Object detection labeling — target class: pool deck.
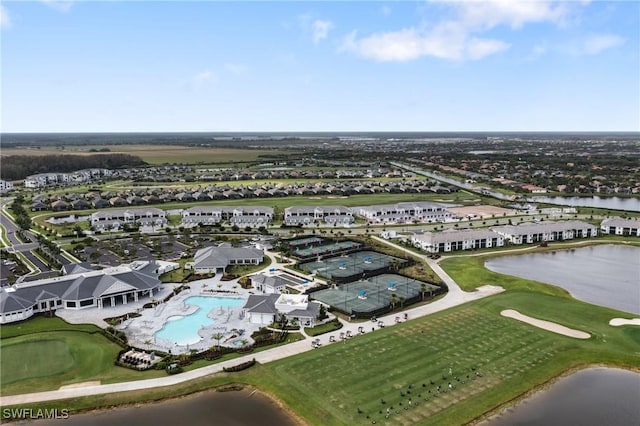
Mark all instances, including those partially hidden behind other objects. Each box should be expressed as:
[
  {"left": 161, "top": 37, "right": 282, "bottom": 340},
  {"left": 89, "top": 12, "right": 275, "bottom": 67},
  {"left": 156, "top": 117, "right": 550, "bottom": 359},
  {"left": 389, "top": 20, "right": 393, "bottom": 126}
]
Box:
[{"left": 120, "top": 276, "right": 262, "bottom": 354}]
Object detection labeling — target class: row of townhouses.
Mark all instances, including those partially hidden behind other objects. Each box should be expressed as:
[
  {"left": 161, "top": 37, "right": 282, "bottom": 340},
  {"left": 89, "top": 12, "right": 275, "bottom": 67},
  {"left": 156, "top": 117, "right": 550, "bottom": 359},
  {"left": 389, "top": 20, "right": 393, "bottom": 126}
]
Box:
[
  {"left": 24, "top": 169, "right": 112, "bottom": 188},
  {"left": 284, "top": 206, "right": 354, "bottom": 226},
  {"left": 410, "top": 220, "right": 600, "bottom": 253},
  {"left": 181, "top": 206, "right": 274, "bottom": 227},
  {"left": 600, "top": 218, "right": 640, "bottom": 237},
  {"left": 0, "top": 179, "right": 14, "bottom": 194},
  {"left": 355, "top": 202, "right": 453, "bottom": 224},
  {"left": 90, "top": 208, "right": 168, "bottom": 230}
]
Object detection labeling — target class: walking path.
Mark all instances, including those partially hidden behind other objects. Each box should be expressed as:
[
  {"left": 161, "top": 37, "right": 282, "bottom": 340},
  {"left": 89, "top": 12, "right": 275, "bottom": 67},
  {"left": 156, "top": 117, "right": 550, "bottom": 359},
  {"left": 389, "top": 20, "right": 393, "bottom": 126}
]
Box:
[{"left": 0, "top": 239, "right": 504, "bottom": 407}]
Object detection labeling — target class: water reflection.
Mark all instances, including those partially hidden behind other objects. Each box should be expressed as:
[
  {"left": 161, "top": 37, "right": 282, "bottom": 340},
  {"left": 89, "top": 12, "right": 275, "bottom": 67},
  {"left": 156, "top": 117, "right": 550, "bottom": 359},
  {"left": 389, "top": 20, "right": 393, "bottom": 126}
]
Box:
[{"left": 486, "top": 245, "right": 640, "bottom": 314}]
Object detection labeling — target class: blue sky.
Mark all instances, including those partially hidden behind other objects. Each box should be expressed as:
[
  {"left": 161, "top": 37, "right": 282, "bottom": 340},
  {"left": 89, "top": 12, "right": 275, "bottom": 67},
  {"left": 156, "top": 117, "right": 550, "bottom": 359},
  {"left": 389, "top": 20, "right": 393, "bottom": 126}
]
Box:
[{"left": 1, "top": 1, "right": 638, "bottom": 132}]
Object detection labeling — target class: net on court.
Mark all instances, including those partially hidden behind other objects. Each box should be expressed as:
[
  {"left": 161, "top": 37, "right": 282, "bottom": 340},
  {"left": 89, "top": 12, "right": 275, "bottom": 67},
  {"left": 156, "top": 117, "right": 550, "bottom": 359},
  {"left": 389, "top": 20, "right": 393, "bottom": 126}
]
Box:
[
  {"left": 311, "top": 273, "right": 439, "bottom": 314},
  {"left": 293, "top": 240, "right": 362, "bottom": 258},
  {"left": 288, "top": 236, "right": 325, "bottom": 248},
  {"left": 299, "top": 250, "right": 406, "bottom": 280}
]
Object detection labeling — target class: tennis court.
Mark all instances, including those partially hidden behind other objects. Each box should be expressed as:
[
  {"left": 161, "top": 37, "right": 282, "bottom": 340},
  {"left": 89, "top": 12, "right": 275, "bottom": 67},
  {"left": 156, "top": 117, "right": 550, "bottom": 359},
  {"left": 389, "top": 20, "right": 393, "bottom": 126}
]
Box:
[
  {"left": 299, "top": 250, "right": 407, "bottom": 281},
  {"left": 311, "top": 273, "right": 440, "bottom": 315},
  {"left": 293, "top": 240, "right": 362, "bottom": 258},
  {"left": 288, "top": 236, "right": 325, "bottom": 248}
]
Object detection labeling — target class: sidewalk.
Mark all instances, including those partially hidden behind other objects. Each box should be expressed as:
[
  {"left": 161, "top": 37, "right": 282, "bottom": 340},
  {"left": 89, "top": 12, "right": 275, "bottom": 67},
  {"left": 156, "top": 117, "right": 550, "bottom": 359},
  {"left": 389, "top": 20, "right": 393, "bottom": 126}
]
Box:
[{"left": 0, "top": 239, "right": 503, "bottom": 407}]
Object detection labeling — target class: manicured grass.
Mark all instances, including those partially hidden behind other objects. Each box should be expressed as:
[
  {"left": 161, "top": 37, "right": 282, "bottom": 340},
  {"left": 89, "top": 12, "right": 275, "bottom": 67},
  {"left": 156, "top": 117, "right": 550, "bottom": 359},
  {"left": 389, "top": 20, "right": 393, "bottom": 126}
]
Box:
[
  {"left": 0, "top": 317, "right": 165, "bottom": 396},
  {"left": 2, "top": 339, "right": 75, "bottom": 386},
  {"left": 240, "top": 291, "right": 639, "bottom": 425},
  {"left": 6, "top": 292, "right": 639, "bottom": 424},
  {"left": 439, "top": 240, "right": 640, "bottom": 294}
]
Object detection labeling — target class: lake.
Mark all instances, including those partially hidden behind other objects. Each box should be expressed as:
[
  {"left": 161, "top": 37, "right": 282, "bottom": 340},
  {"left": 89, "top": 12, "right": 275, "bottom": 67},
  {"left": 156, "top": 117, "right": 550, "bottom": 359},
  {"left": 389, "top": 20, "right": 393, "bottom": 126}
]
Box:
[
  {"left": 484, "top": 368, "right": 640, "bottom": 425},
  {"left": 485, "top": 245, "right": 640, "bottom": 314},
  {"left": 530, "top": 195, "right": 640, "bottom": 212},
  {"left": 17, "top": 388, "right": 300, "bottom": 426}
]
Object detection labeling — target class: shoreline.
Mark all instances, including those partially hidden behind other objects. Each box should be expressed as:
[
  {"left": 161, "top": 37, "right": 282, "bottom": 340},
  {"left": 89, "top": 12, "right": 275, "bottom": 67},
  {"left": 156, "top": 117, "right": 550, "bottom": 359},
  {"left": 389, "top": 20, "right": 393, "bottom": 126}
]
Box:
[
  {"left": 468, "top": 363, "right": 640, "bottom": 425},
  {"left": 3, "top": 383, "right": 307, "bottom": 426}
]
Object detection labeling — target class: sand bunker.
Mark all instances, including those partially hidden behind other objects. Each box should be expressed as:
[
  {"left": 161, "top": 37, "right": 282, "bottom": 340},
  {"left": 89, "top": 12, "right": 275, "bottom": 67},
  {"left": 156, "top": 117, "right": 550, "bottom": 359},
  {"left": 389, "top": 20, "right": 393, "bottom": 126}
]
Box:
[
  {"left": 501, "top": 309, "right": 591, "bottom": 339},
  {"left": 609, "top": 318, "right": 640, "bottom": 326}
]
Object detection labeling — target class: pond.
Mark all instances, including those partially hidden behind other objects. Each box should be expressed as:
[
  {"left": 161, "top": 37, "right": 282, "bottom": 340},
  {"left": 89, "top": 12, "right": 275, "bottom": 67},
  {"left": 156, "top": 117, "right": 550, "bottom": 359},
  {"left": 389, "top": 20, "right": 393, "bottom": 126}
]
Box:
[
  {"left": 530, "top": 195, "right": 640, "bottom": 212},
  {"left": 485, "top": 245, "right": 640, "bottom": 314},
  {"left": 17, "top": 387, "right": 299, "bottom": 426},
  {"left": 484, "top": 368, "right": 640, "bottom": 425}
]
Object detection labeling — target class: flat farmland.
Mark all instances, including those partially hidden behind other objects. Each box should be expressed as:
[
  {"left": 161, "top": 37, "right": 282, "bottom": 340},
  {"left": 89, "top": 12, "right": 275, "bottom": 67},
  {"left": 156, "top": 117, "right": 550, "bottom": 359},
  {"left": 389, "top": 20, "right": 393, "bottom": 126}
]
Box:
[{"left": 0, "top": 145, "right": 294, "bottom": 165}]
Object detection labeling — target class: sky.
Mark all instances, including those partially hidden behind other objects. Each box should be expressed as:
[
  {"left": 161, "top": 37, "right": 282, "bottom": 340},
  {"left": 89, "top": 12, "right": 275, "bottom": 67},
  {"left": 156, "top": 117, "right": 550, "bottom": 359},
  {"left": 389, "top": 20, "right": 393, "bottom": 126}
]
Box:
[{"left": 1, "top": 0, "right": 639, "bottom": 132}]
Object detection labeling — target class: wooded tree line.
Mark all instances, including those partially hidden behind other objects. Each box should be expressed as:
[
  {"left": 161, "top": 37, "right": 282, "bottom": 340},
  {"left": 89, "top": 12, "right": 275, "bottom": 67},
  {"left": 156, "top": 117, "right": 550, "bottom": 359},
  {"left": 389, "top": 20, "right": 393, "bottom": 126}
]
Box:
[{"left": 1, "top": 154, "right": 146, "bottom": 180}]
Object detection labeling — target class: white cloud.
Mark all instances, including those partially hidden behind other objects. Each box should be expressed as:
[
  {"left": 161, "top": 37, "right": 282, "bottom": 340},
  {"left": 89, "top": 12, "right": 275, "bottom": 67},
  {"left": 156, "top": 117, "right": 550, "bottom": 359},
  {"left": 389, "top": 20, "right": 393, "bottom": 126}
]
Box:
[
  {"left": 581, "top": 34, "right": 625, "bottom": 55},
  {"left": 0, "top": 5, "right": 11, "bottom": 29},
  {"left": 342, "top": 0, "right": 583, "bottom": 62},
  {"left": 312, "top": 19, "right": 333, "bottom": 44},
  {"left": 40, "top": 0, "right": 74, "bottom": 13}
]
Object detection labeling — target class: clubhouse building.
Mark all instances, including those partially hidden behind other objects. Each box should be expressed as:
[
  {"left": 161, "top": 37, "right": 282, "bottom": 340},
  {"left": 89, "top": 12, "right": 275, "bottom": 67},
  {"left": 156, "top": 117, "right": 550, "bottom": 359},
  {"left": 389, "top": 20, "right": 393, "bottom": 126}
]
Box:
[
  {"left": 411, "top": 228, "right": 505, "bottom": 253},
  {"left": 600, "top": 218, "right": 640, "bottom": 237},
  {"left": 0, "top": 261, "right": 162, "bottom": 324},
  {"left": 491, "top": 220, "right": 597, "bottom": 245},
  {"left": 284, "top": 205, "right": 354, "bottom": 227},
  {"left": 243, "top": 293, "right": 321, "bottom": 327},
  {"left": 188, "top": 244, "right": 264, "bottom": 274}
]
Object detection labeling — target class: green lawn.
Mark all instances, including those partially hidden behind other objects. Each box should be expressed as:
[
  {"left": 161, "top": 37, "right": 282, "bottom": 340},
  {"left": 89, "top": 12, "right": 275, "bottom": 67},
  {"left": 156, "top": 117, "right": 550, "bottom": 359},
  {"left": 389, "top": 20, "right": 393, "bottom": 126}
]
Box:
[
  {"left": 2, "top": 339, "right": 74, "bottom": 386},
  {"left": 439, "top": 240, "right": 640, "bottom": 294},
  {"left": 0, "top": 317, "right": 165, "bottom": 396},
  {"left": 240, "top": 291, "right": 639, "bottom": 425}
]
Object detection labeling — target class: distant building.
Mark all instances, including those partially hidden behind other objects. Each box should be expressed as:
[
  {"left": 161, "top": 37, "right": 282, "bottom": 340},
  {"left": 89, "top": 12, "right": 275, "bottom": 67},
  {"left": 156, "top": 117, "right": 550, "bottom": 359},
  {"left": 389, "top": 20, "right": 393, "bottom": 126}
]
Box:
[
  {"left": 284, "top": 206, "right": 354, "bottom": 226},
  {"left": 0, "top": 180, "right": 14, "bottom": 194},
  {"left": 24, "top": 173, "right": 70, "bottom": 189},
  {"left": 90, "top": 208, "right": 167, "bottom": 230},
  {"left": 600, "top": 218, "right": 640, "bottom": 237},
  {"left": 491, "top": 220, "right": 597, "bottom": 245},
  {"left": 354, "top": 202, "right": 451, "bottom": 224},
  {"left": 181, "top": 206, "right": 273, "bottom": 227},
  {"left": 189, "top": 245, "right": 264, "bottom": 274},
  {"left": 411, "top": 229, "right": 504, "bottom": 253},
  {"left": 0, "top": 261, "right": 161, "bottom": 324}
]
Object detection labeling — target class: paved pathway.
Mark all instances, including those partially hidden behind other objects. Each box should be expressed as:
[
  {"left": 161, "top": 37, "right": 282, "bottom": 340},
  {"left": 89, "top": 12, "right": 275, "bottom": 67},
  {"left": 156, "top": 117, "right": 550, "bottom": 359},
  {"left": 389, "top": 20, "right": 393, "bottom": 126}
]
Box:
[{"left": 0, "top": 240, "right": 503, "bottom": 407}]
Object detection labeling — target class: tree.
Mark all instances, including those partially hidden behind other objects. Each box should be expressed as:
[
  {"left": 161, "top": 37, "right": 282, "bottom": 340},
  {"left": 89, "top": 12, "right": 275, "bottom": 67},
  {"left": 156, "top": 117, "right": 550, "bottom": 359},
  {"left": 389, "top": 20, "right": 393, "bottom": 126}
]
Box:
[
  {"left": 212, "top": 332, "right": 224, "bottom": 348},
  {"left": 143, "top": 339, "right": 152, "bottom": 351},
  {"left": 390, "top": 293, "right": 399, "bottom": 311},
  {"left": 318, "top": 304, "right": 328, "bottom": 321},
  {"left": 420, "top": 283, "right": 427, "bottom": 301}
]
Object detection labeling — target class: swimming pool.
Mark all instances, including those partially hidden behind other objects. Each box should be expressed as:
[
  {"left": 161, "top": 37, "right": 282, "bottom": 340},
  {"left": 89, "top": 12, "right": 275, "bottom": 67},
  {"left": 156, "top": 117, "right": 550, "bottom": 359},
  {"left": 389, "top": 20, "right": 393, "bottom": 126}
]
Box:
[{"left": 154, "top": 296, "right": 244, "bottom": 346}]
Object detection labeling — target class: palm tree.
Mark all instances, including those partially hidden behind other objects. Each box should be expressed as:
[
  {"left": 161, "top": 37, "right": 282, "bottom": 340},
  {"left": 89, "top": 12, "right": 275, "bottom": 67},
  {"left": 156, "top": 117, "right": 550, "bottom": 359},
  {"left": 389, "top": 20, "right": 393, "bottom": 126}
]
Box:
[
  {"left": 420, "top": 283, "right": 427, "bottom": 301},
  {"left": 390, "top": 293, "right": 399, "bottom": 311},
  {"left": 143, "top": 339, "right": 152, "bottom": 351},
  {"left": 212, "top": 332, "right": 224, "bottom": 348}
]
